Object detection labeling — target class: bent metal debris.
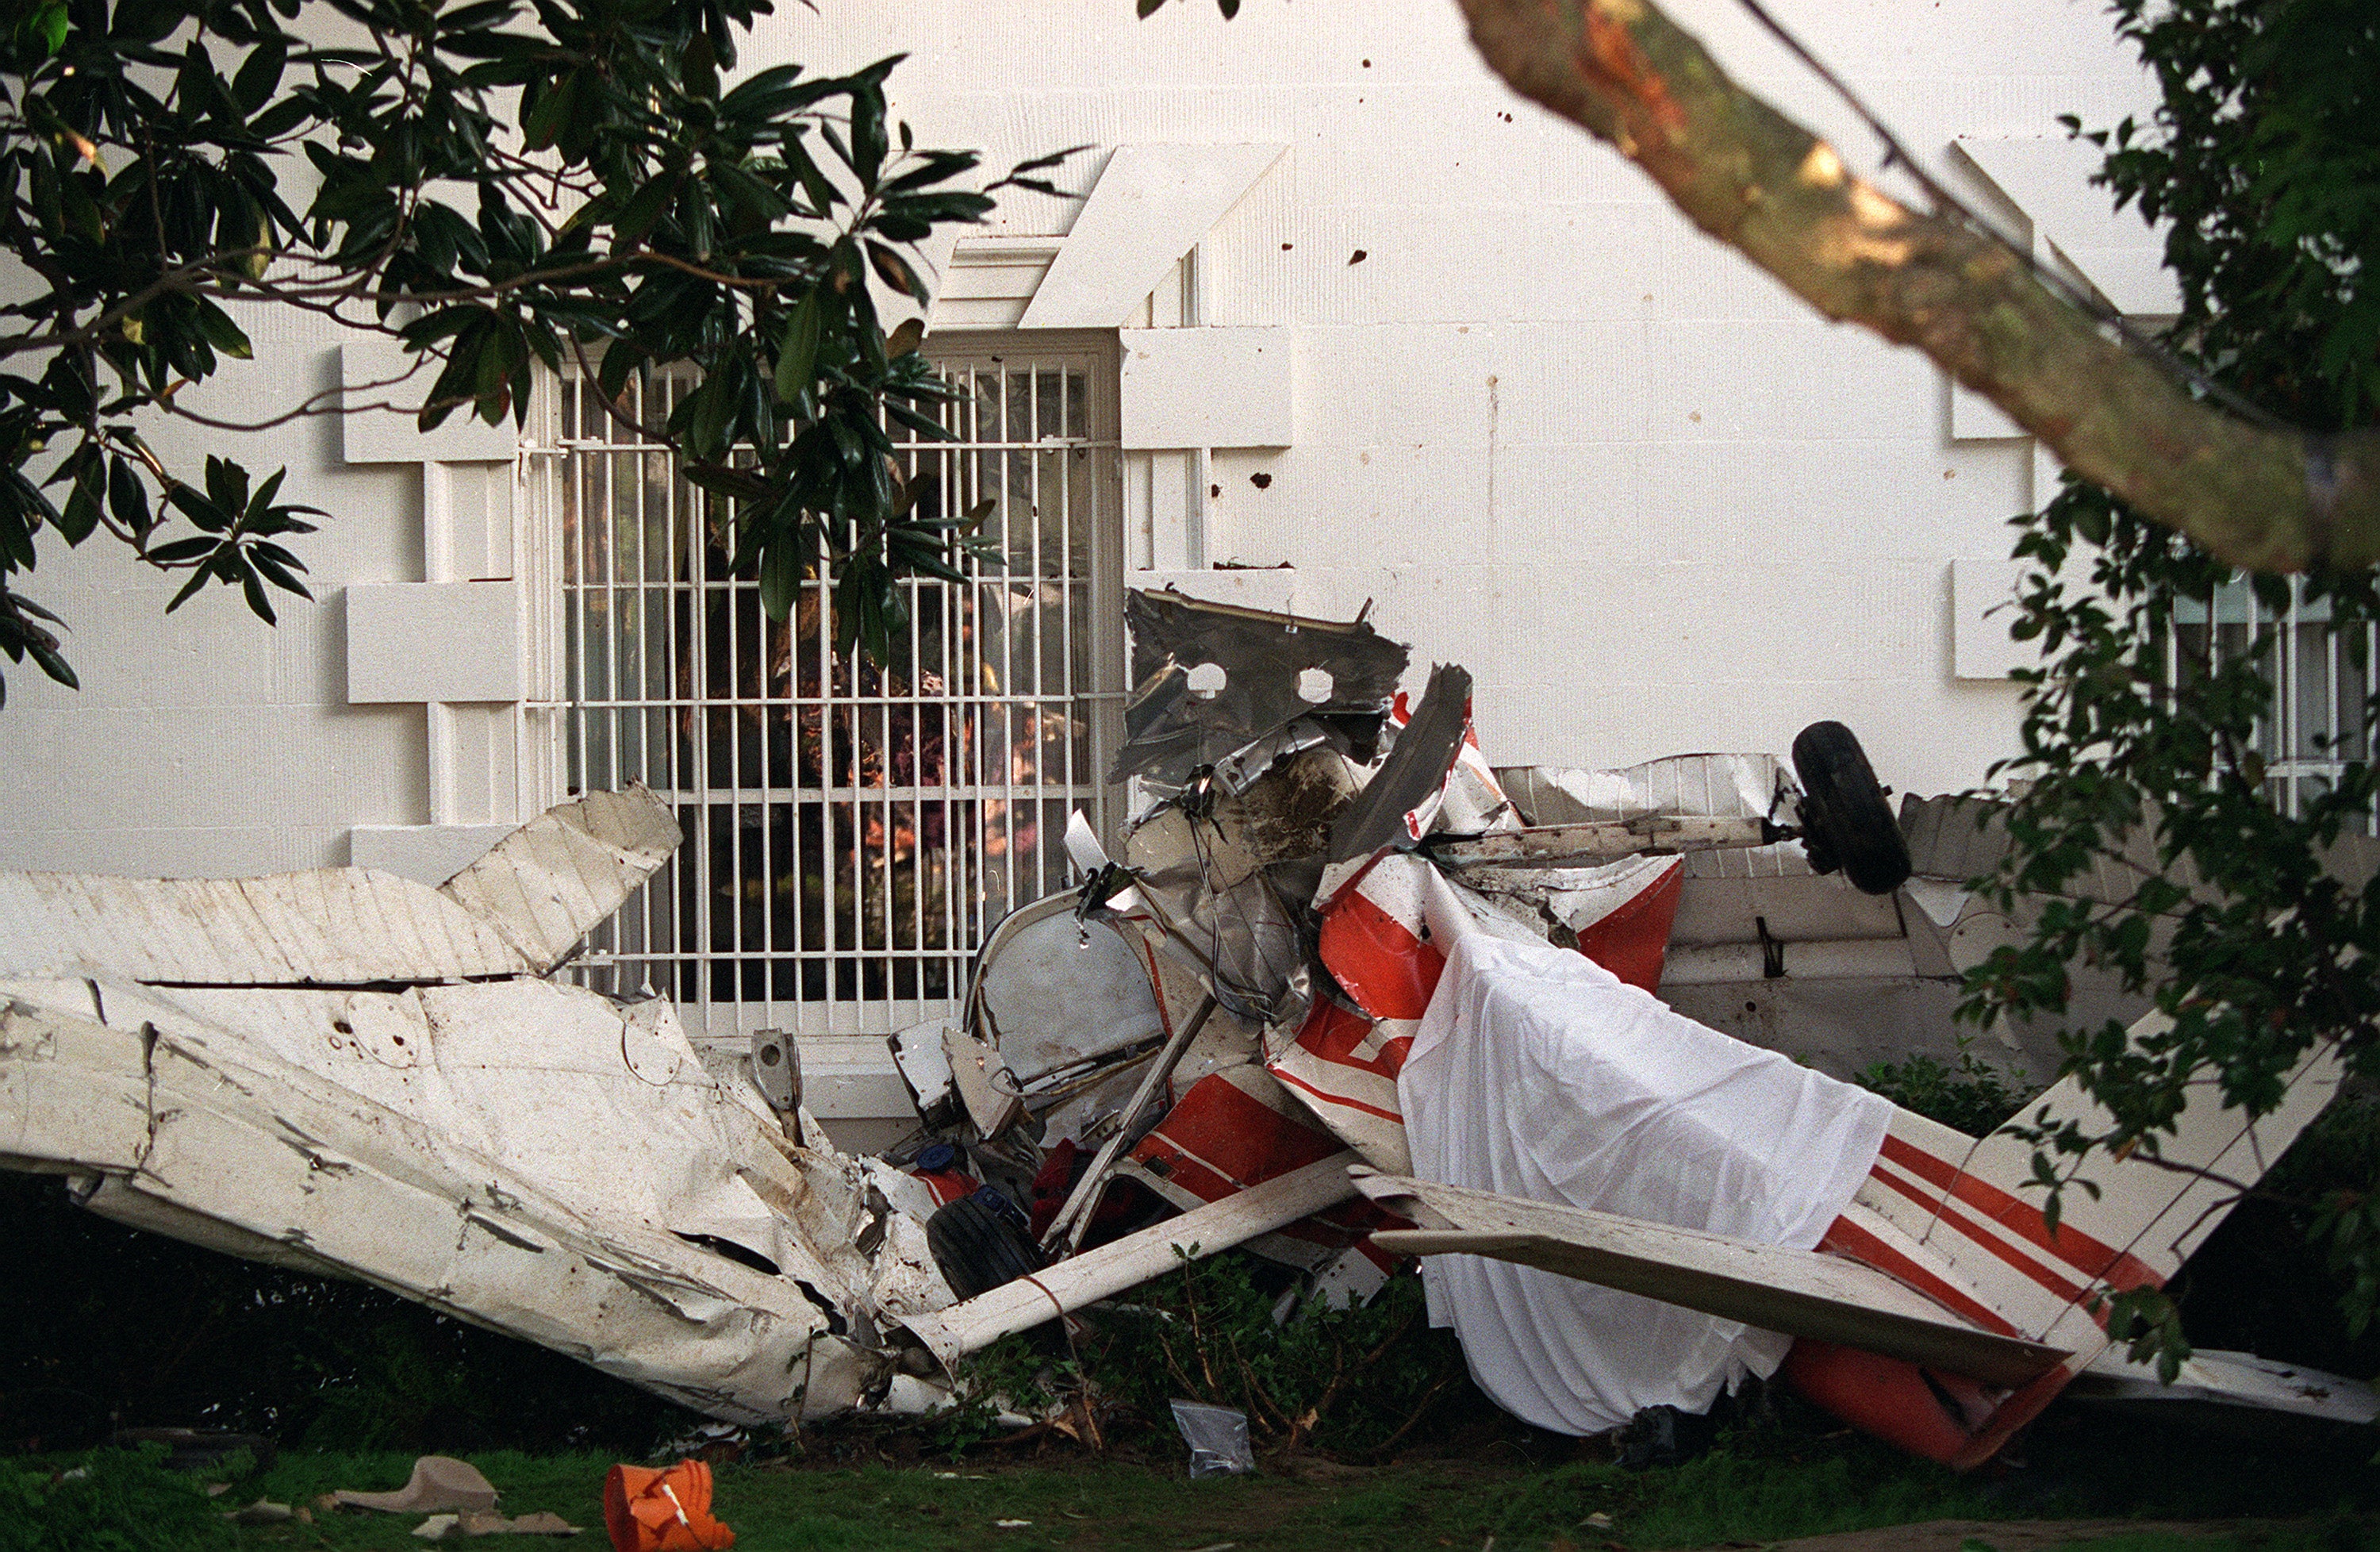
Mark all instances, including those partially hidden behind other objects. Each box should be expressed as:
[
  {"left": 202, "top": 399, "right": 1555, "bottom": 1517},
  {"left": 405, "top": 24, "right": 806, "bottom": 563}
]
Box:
[{"left": 2, "top": 590, "right": 2370, "bottom": 1462}]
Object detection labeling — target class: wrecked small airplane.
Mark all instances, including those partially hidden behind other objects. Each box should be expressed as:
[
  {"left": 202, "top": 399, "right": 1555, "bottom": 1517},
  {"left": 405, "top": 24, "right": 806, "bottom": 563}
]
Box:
[{"left": 2, "top": 587, "right": 2370, "bottom": 1465}]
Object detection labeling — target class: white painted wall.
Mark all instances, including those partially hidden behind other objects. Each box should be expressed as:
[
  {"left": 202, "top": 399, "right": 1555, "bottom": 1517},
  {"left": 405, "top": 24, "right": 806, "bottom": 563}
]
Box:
[
  {"left": 765, "top": 0, "right": 2163, "bottom": 797},
  {"left": 0, "top": 0, "right": 2163, "bottom": 882}
]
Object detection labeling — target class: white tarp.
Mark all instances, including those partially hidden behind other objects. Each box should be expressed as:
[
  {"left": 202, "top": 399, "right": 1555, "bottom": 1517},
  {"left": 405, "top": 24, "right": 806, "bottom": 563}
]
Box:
[{"left": 1397, "top": 934, "right": 1891, "bottom": 1435}]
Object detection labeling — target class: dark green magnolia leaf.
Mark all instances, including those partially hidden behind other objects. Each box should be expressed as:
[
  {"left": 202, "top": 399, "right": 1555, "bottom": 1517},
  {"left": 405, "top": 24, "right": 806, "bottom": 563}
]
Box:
[
  {"left": 27, "top": 636, "right": 77, "bottom": 690},
  {"left": 232, "top": 36, "right": 287, "bottom": 111},
  {"left": 520, "top": 68, "right": 580, "bottom": 152},
  {"left": 163, "top": 558, "right": 221, "bottom": 613},
  {"left": 774, "top": 292, "right": 822, "bottom": 402},
  {"left": 190, "top": 300, "right": 255, "bottom": 362},
  {"left": 757, "top": 536, "right": 800, "bottom": 620},
  {"left": 1, "top": 13, "right": 1035, "bottom": 702},
  {"left": 240, "top": 563, "right": 275, "bottom": 624},
  {"left": 144, "top": 536, "right": 221, "bottom": 564},
  {"left": 165, "top": 485, "right": 232, "bottom": 535},
  {"left": 0, "top": 506, "right": 33, "bottom": 570},
  {"left": 57, "top": 482, "right": 99, "bottom": 546}
]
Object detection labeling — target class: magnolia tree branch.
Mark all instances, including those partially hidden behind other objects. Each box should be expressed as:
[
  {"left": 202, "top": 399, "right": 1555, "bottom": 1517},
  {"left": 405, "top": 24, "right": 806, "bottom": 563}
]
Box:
[{"left": 1454, "top": 0, "right": 2380, "bottom": 572}]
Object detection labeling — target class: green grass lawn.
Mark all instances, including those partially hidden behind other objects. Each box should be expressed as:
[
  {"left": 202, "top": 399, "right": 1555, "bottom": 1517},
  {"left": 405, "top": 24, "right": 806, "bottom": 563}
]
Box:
[
  {"left": 18, "top": 1390, "right": 2380, "bottom": 1552},
  {"left": 13, "top": 1400, "right": 2376, "bottom": 1552}
]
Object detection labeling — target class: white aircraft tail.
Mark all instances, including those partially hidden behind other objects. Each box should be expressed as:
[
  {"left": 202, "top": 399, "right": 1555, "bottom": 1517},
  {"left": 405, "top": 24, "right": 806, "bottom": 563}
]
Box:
[{"left": 1841, "top": 1013, "right": 2344, "bottom": 1350}]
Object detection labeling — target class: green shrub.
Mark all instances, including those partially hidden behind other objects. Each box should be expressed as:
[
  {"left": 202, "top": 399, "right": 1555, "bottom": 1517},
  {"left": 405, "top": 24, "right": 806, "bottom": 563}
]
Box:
[
  {"left": 943, "top": 1250, "right": 1477, "bottom": 1458},
  {"left": 0, "top": 1446, "right": 233, "bottom": 1552},
  {"left": 1856, "top": 1036, "right": 2035, "bottom": 1136}
]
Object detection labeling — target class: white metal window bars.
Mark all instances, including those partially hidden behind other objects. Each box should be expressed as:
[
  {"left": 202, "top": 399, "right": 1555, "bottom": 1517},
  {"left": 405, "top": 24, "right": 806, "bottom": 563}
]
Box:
[
  {"left": 2171, "top": 577, "right": 2377, "bottom": 828},
  {"left": 535, "top": 340, "right": 1125, "bottom": 1040}
]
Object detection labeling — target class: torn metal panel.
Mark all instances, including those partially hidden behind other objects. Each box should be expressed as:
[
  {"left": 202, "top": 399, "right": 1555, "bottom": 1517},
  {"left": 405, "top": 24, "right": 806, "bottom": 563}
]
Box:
[
  {"left": 888, "top": 1018, "right": 958, "bottom": 1124},
  {"left": 1127, "top": 748, "right": 1359, "bottom": 897},
  {"left": 0, "top": 995, "right": 152, "bottom": 1174},
  {"left": 973, "top": 895, "right": 1169, "bottom": 1088},
  {"left": 1041, "top": 995, "right": 1216, "bottom": 1252},
  {"left": 0, "top": 787, "right": 676, "bottom": 990},
  {"left": 78, "top": 1174, "right": 342, "bottom": 1275},
  {"left": 437, "top": 785, "right": 681, "bottom": 973},
  {"left": 1113, "top": 590, "right": 1407, "bottom": 785},
  {"left": 1324, "top": 664, "right": 1475, "bottom": 866},
  {"left": 944, "top": 1025, "right": 1026, "bottom": 1138},
  {"left": 1501, "top": 753, "right": 1791, "bottom": 830},
  {"left": 2069, "top": 1348, "right": 2380, "bottom": 1426},
  {"left": 0, "top": 869, "right": 532, "bottom": 985},
  {"left": 1123, "top": 806, "right": 1310, "bottom": 1024},
  {"left": 1430, "top": 816, "right": 1778, "bottom": 869},
  {"left": 1119, "top": 1064, "right": 1402, "bottom": 1276},
  {"left": 1501, "top": 752, "right": 1817, "bottom": 888}
]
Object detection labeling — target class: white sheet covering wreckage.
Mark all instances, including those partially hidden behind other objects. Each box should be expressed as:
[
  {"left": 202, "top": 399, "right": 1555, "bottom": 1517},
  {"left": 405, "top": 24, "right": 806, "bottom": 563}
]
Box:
[
  {"left": 1399, "top": 934, "right": 1889, "bottom": 1434},
  {"left": 4, "top": 590, "right": 2372, "bottom": 1457}
]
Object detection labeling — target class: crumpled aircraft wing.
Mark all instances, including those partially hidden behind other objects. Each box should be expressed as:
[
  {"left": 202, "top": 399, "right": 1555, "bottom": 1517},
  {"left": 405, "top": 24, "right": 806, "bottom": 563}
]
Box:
[
  {"left": 0, "top": 866, "right": 535, "bottom": 985},
  {"left": 0, "top": 787, "right": 679, "bottom": 987},
  {"left": 1353, "top": 1170, "right": 2069, "bottom": 1389},
  {"left": 439, "top": 785, "right": 681, "bottom": 973}
]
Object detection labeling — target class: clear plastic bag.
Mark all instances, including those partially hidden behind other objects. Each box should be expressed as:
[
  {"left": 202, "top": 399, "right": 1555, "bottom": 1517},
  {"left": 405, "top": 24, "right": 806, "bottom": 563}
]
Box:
[{"left": 1168, "top": 1400, "right": 1254, "bottom": 1478}]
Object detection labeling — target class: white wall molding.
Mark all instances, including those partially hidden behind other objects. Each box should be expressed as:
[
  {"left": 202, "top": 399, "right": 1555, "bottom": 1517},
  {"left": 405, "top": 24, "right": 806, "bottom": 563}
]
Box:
[
  {"left": 1119, "top": 327, "right": 1292, "bottom": 449},
  {"left": 350, "top": 822, "right": 514, "bottom": 885},
  {"left": 1017, "top": 144, "right": 1286, "bottom": 330},
  {"left": 1949, "top": 138, "right": 2178, "bottom": 319},
  {"left": 346, "top": 581, "right": 523, "bottom": 704},
  {"left": 338, "top": 340, "right": 519, "bottom": 465}
]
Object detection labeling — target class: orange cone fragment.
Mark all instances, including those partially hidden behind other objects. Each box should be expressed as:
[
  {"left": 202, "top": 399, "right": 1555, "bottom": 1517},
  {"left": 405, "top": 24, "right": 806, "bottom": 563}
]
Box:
[{"left": 602, "top": 1461, "right": 735, "bottom": 1552}]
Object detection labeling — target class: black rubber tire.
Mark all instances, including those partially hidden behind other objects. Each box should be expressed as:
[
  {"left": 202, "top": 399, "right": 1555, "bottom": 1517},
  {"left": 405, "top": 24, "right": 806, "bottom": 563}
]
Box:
[
  {"left": 1791, "top": 720, "right": 1913, "bottom": 897},
  {"left": 927, "top": 1190, "right": 1046, "bottom": 1301}
]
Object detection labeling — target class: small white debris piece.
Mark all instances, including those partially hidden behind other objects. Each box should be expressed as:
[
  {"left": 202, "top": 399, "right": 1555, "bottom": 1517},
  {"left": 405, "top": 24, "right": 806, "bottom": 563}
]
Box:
[
  {"left": 439, "top": 784, "right": 680, "bottom": 972},
  {"left": 335, "top": 1456, "right": 501, "bottom": 1516},
  {"left": 224, "top": 1499, "right": 293, "bottom": 1524},
  {"left": 994, "top": 1519, "right": 1033, "bottom": 1529}
]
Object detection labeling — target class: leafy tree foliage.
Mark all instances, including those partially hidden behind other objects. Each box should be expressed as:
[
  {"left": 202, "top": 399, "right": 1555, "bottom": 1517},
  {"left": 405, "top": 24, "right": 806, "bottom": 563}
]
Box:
[
  {"left": 0, "top": 0, "right": 1055, "bottom": 702},
  {"left": 1976, "top": 0, "right": 2380, "bottom": 1363}
]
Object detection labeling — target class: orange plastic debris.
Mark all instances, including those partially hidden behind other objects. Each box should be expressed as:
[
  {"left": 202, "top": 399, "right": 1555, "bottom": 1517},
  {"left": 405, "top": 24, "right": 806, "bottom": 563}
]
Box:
[{"left": 601, "top": 1461, "right": 735, "bottom": 1552}]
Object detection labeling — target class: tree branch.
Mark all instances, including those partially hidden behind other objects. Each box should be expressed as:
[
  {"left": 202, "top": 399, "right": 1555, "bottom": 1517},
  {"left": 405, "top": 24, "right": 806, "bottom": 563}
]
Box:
[{"left": 1454, "top": 0, "right": 2380, "bottom": 571}]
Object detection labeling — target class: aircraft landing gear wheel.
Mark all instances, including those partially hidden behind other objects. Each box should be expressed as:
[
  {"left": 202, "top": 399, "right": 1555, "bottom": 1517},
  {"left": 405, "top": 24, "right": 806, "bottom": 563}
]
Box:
[
  {"left": 1791, "top": 721, "right": 1913, "bottom": 897},
  {"left": 927, "top": 1189, "right": 1046, "bottom": 1301}
]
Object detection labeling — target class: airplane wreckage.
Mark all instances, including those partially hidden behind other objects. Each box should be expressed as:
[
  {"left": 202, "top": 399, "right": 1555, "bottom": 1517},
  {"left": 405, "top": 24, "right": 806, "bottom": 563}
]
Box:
[{"left": 2, "top": 589, "right": 2373, "bottom": 1469}]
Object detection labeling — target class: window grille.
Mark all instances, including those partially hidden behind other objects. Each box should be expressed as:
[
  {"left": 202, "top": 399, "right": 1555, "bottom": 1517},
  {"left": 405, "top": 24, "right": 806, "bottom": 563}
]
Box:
[
  {"left": 2171, "top": 577, "right": 2376, "bottom": 827},
  {"left": 538, "top": 339, "right": 1124, "bottom": 1039}
]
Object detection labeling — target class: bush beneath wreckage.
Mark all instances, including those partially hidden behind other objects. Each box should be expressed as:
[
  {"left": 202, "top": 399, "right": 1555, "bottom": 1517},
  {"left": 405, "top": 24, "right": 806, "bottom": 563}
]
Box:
[{"left": 942, "top": 1255, "right": 1472, "bottom": 1458}]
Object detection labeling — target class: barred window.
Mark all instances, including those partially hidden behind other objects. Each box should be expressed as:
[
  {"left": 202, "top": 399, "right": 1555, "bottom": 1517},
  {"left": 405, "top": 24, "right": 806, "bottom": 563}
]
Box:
[
  {"left": 536, "top": 338, "right": 1125, "bottom": 1039},
  {"left": 2172, "top": 577, "right": 2375, "bottom": 827}
]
